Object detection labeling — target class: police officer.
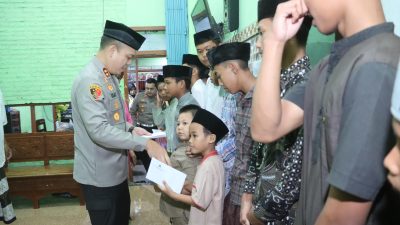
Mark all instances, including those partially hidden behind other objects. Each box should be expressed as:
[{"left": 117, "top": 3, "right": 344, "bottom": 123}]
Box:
[{"left": 71, "top": 20, "right": 170, "bottom": 225}]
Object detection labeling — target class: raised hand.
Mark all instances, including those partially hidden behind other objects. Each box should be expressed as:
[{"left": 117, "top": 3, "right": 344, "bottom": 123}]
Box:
[{"left": 264, "top": 0, "right": 308, "bottom": 44}]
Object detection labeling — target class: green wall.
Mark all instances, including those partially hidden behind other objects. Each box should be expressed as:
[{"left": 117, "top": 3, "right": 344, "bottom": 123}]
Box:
[
  {"left": 0, "top": 0, "right": 166, "bottom": 132},
  {"left": 1, "top": 0, "right": 399, "bottom": 132},
  {"left": 187, "top": 0, "right": 334, "bottom": 66}
]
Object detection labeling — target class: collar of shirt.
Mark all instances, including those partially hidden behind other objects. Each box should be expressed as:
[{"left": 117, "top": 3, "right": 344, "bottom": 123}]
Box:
[
  {"left": 200, "top": 150, "right": 218, "bottom": 164},
  {"left": 178, "top": 92, "right": 192, "bottom": 105},
  {"left": 92, "top": 57, "right": 106, "bottom": 77},
  {"left": 328, "top": 22, "right": 394, "bottom": 73}
]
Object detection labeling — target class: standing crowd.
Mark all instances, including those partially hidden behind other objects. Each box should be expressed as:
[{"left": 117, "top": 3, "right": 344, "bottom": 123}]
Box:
[{"left": 67, "top": 0, "right": 400, "bottom": 225}]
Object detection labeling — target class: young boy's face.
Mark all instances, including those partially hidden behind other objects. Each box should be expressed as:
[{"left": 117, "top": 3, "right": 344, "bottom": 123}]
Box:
[
  {"left": 176, "top": 112, "right": 193, "bottom": 142},
  {"left": 214, "top": 62, "right": 240, "bottom": 94},
  {"left": 189, "top": 122, "right": 214, "bottom": 156},
  {"left": 196, "top": 40, "right": 218, "bottom": 68},
  {"left": 384, "top": 119, "right": 400, "bottom": 191},
  {"left": 164, "top": 77, "right": 179, "bottom": 98}
]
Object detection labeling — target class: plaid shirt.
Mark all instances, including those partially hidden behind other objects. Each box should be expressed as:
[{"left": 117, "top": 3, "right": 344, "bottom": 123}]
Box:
[
  {"left": 229, "top": 88, "right": 255, "bottom": 205},
  {"left": 216, "top": 93, "right": 238, "bottom": 195}
]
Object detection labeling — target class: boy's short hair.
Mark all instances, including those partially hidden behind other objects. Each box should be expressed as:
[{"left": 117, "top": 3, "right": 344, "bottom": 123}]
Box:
[
  {"left": 182, "top": 54, "right": 209, "bottom": 79},
  {"left": 258, "top": 0, "right": 311, "bottom": 47},
  {"left": 146, "top": 78, "right": 157, "bottom": 85},
  {"left": 192, "top": 108, "right": 228, "bottom": 142},
  {"left": 174, "top": 77, "right": 191, "bottom": 91},
  {"left": 156, "top": 75, "right": 164, "bottom": 89},
  {"left": 179, "top": 104, "right": 201, "bottom": 117}
]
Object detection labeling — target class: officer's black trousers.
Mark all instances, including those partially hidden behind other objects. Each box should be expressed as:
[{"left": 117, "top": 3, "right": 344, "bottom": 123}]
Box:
[{"left": 81, "top": 180, "right": 130, "bottom": 225}]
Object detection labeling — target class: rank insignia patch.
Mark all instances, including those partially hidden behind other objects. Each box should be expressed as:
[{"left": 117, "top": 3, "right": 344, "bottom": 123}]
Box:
[
  {"left": 107, "top": 85, "right": 114, "bottom": 91},
  {"left": 113, "top": 112, "right": 120, "bottom": 122},
  {"left": 90, "top": 84, "right": 103, "bottom": 101},
  {"left": 114, "top": 100, "right": 119, "bottom": 109},
  {"left": 103, "top": 68, "right": 111, "bottom": 77}
]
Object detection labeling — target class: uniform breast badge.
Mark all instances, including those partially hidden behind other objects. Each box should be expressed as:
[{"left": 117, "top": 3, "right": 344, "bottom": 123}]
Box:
[
  {"left": 114, "top": 100, "right": 119, "bottom": 109},
  {"left": 103, "top": 68, "right": 111, "bottom": 77},
  {"left": 113, "top": 112, "right": 120, "bottom": 122},
  {"left": 90, "top": 84, "right": 103, "bottom": 101},
  {"left": 107, "top": 85, "right": 114, "bottom": 91}
]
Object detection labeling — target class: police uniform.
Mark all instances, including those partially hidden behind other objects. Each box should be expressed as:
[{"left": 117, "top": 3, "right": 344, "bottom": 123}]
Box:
[{"left": 71, "top": 20, "right": 147, "bottom": 225}]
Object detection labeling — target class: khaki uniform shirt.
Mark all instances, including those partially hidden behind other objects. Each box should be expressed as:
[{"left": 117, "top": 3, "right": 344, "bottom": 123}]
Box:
[
  {"left": 189, "top": 151, "right": 224, "bottom": 225},
  {"left": 130, "top": 92, "right": 156, "bottom": 126},
  {"left": 71, "top": 57, "right": 148, "bottom": 187},
  {"left": 160, "top": 143, "right": 201, "bottom": 218}
]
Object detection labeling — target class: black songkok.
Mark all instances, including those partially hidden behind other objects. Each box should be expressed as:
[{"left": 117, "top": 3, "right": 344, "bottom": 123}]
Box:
[
  {"left": 258, "top": 0, "right": 286, "bottom": 22},
  {"left": 103, "top": 20, "right": 146, "bottom": 50},
  {"left": 182, "top": 54, "right": 202, "bottom": 67},
  {"left": 207, "top": 42, "right": 250, "bottom": 69},
  {"left": 156, "top": 75, "right": 164, "bottom": 84},
  {"left": 162, "top": 65, "right": 192, "bottom": 78},
  {"left": 192, "top": 108, "right": 228, "bottom": 142},
  {"left": 194, "top": 29, "right": 220, "bottom": 46}
]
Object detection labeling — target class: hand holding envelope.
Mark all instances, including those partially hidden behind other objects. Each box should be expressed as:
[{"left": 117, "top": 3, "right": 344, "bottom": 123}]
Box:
[{"left": 145, "top": 158, "right": 186, "bottom": 194}]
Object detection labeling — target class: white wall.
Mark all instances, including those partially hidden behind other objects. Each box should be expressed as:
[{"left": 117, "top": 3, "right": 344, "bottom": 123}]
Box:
[{"left": 383, "top": 0, "right": 400, "bottom": 35}]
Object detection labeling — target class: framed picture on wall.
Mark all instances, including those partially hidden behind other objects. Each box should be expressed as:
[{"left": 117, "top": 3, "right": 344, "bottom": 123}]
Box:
[{"left": 245, "top": 34, "right": 261, "bottom": 76}]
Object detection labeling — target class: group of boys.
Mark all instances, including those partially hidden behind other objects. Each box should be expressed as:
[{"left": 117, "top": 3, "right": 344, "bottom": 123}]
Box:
[{"left": 72, "top": 0, "right": 400, "bottom": 225}]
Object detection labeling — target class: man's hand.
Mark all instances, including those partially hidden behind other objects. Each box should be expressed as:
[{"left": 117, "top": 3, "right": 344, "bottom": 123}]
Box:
[
  {"left": 146, "top": 140, "right": 171, "bottom": 165},
  {"left": 133, "top": 127, "right": 151, "bottom": 136},
  {"left": 263, "top": 0, "right": 308, "bottom": 45},
  {"left": 156, "top": 91, "right": 163, "bottom": 108},
  {"left": 240, "top": 193, "right": 253, "bottom": 225}
]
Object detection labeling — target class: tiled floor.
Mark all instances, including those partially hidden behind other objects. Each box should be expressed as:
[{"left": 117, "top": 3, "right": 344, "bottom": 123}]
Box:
[{"left": 12, "top": 185, "right": 170, "bottom": 225}]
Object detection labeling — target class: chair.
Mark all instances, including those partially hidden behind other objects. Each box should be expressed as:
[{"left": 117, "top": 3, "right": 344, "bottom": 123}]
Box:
[{"left": 36, "top": 119, "right": 47, "bottom": 132}]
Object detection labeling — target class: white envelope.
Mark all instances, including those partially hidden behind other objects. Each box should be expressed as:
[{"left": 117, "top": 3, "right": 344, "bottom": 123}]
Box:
[
  {"left": 146, "top": 158, "right": 187, "bottom": 194},
  {"left": 142, "top": 129, "right": 166, "bottom": 139}
]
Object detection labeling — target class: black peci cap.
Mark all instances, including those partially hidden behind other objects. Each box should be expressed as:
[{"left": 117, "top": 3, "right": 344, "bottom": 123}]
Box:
[
  {"left": 194, "top": 29, "right": 221, "bottom": 46},
  {"left": 258, "top": 0, "right": 286, "bottom": 22},
  {"left": 156, "top": 75, "right": 164, "bottom": 84},
  {"left": 182, "top": 54, "right": 203, "bottom": 67},
  {"left": 207, "top": 42, "right": 250, "bottom": 69},
  {"left": 162, "top": 65, "right": 192, "bottom": 78},
  {"left": 103, "top": 20, "right": 146, "bottom": 50},
  {"left": 192, "top": 108, "right": 229, "bottom": 143}
]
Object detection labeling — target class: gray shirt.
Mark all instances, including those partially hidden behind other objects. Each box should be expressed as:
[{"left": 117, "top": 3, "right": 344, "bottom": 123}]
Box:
[
  {"left": 285, "top": 23, "right": 400, "bottom": 225},
  {"left": 71, "top": 57, "right": 148, "bottom": 187}
]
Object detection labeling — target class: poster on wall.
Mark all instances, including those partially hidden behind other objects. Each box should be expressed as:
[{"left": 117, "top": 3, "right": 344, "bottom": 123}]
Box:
[{"left": 246, "top": 35, "right": 261, "bottom": 77}]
